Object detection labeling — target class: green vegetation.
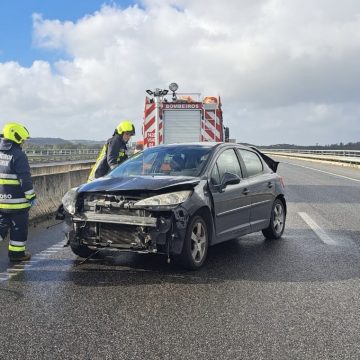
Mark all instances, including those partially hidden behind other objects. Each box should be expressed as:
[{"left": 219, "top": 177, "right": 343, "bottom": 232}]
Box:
[{"left": 23, "top": 138, "right": 104, "bottom": 150}]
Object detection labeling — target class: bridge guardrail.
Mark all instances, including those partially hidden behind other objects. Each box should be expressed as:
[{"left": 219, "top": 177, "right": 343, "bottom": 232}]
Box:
[
  {"left": 25, "top": 149, "right": 99, "bottom": 163},
  {"left": 261, "top": 149, "right": 360, "bottom": 165},
  {"left": 260, "top": 149, "right": 360, "bottom": 157},
  {"left": 23, "top": 147, "right": 360, "bottom": 165}
]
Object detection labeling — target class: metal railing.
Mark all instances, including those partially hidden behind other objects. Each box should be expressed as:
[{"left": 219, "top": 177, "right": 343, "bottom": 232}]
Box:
[
  {"left": 23, "top": 147, "right": 360, "bottom": 164},
  {"left": 260, "top": 149, "right": 360, "bottom": 157},
  {"left": 25, "top": 149, "right": 100, "bottom": 163},
  {"left": 261, "top": 148, "right": 360, "bottom": 165}
]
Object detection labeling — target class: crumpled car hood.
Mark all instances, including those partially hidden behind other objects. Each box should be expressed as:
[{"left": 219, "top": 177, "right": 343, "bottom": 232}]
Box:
[{"left": 78, "top": 175, "right": 200, "bottom": 193}]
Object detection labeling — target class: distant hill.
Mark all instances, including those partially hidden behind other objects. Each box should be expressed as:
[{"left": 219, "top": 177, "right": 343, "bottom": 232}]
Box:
[
  {"left": 257, "top": 142, "right": 360, "bottom": 150},
  {"left": 27, "top": 137, "right": 105, "bottom": 146},
  {"left": 28, "top": 137, "right": 72, "bottom": 145},
  {"left": 69, "top": 139, "right": 105, "bottom": 146},
  {"left": 25, "top": 137, "right": 105, "bottom": 149}
]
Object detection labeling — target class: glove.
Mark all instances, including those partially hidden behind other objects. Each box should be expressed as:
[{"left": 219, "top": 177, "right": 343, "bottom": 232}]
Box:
[{"left": 30, "top": 199, "right": 39, "bottom": 207}]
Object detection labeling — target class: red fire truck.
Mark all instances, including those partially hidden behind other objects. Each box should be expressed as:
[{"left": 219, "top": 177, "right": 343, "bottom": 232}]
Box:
[{"left": 143, "top": 83, "right": 229, "bottom": 148}]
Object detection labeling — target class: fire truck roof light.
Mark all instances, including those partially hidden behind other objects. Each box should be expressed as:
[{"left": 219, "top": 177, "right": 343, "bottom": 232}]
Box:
[{"left": 169, "top": 82, "right": 178, "bottom": 92}]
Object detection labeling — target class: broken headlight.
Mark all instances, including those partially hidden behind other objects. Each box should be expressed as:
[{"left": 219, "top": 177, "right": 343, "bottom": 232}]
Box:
[
  {"left": 62, "top": 188, "right": 78, "bottom": 215},
  {"left": 134, "top": 190, "right": 192, "bottom": 207}
]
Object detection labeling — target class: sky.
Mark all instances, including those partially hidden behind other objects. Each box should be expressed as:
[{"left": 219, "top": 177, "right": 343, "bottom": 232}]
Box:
[{"left": 0, "top": 0, "right": 360, "bottom": 146}]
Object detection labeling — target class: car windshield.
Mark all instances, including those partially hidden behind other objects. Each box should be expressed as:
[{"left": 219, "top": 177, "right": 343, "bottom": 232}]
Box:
[{"left": 110, "top": 145, "right": 213, "bottom": 178}]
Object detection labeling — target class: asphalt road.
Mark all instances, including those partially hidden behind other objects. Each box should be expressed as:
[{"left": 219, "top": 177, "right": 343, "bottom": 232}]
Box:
[{"left": 0, "top": 158, "right": 359, "bottom": 360}]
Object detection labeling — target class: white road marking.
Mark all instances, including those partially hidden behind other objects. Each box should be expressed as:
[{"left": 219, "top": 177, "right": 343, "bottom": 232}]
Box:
[
  {"left": 0, "top": 241, "right": 66, "bottom": 281},
  {"left": 2, "top": 272, "right": 15, "bottom": 278},
  {"left": 7, "top": 268, "right": 25, "bottom": 272},
  {"left": 284, "top": 162, "right": 360, "bottom": 183},
  {"left": 298, "top": 212, "right": 338, "bottom": 245}
]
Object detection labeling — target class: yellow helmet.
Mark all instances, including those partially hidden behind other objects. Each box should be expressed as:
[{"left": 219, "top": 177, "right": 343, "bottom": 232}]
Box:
[
  {"left": 2, "top": 123, "right": 30, "bottom": 144},
  {"left": 116, "top": 120, "right": 135, "bottom": 136}
]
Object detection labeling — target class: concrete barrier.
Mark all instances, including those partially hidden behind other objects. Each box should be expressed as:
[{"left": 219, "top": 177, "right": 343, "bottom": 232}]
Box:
[{"left": 29, "top": 160, "right": 94, "bottom": 222}]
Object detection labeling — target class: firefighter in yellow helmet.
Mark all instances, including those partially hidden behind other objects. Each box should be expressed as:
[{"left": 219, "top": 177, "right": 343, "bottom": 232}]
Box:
[
  {"left": 88, "top": 120, "right": 135, "bottom": 181},
  {"left": 0, "top": 123, "right": 37, "bottom": 262}
]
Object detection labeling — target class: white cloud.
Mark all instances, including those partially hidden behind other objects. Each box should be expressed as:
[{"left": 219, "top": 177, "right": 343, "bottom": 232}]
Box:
[{"left": 0, "top": 0, "right": 360, "bottom": 145}]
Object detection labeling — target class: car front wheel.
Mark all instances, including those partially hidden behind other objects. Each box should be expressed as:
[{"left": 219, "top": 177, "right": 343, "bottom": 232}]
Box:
[
  {"left": 262, "top": 198, "right": 286, "bottom": 239},
  {"left": 68, "top": 231, "right": 99, "bottom": 259},
  {"left": 177, "top": 215, "right": 209, "bottom": 270}
]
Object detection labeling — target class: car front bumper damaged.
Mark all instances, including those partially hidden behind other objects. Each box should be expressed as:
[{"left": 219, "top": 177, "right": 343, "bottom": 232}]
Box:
[{"left": 69, "top": 207, "right": 188, "bottom": 255}]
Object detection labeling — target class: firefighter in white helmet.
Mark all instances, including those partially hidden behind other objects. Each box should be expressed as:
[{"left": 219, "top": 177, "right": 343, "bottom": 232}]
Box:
[
  {"left": 0, "top": 123, "right": 37, "bottom": 262},
  {"left": 88, "top": 120, "right": 135, "bottom": 181}
]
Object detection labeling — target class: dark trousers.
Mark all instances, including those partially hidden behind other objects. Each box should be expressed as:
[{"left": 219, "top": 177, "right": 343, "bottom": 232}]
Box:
[{"left": 0, "top": 210, "right": 29, "bottom": 257}]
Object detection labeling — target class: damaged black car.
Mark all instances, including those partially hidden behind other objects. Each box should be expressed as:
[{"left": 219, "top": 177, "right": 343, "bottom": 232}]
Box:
[{"left": 60, "top": 142, "right": 286, "bottom": 270}]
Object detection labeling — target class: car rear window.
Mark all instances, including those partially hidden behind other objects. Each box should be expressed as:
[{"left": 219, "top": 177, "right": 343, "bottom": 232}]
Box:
[{"left": 238, "top": 149, "right": 263, "bottom": 177}]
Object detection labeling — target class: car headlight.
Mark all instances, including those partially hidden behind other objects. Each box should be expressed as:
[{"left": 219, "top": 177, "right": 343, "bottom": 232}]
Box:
[
  {"left": 62, "top": 188, "right": 78, "bottom": 215},
  {"left": 134, "top": 190, "right": 192, "bottom": 207}
]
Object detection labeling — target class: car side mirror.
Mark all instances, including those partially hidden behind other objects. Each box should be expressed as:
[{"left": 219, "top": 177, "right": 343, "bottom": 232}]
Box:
[{"left": 220, "top": 172, "right": 241, "bottom": 191}]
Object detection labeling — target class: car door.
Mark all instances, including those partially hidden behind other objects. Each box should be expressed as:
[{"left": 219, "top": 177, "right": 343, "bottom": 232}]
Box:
[
  {"left": 237, "top": 148, "right": 275, "bottom": 232},
  {"left": 209, "top": 148, "right": 251, "bottom": 243}
]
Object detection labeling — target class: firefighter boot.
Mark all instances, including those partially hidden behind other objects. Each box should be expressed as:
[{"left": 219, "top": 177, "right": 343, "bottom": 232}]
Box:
[{"left": 9, "top": 252, "right": 32, "bottom": 262}]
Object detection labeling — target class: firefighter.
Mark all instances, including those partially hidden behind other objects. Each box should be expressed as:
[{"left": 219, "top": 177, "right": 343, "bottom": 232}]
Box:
[
  {"left": 88, "top": 120, "right": 135, "bottom": 181},
  {"left": 0, "top": 123, "right": 36, "bottom": 262}
]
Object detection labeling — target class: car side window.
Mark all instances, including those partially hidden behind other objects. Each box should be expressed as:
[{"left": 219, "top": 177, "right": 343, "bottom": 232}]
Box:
[
  {"left": 238, "top": 149, "right": 263, "bottom": 177},
  {"left": 211, "top": 149, "right": 242, "bottom": 185}
]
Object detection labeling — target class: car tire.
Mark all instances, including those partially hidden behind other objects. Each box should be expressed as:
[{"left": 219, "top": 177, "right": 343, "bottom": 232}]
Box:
[
  {"left": 69, "top": 231, "right": 99, "bottom": 259},
  {"left": 262, "top": 198, "right": 286, "bottom": 239},
  {"left": 176, "top": 215, "right": 209, "bottom": 270}
]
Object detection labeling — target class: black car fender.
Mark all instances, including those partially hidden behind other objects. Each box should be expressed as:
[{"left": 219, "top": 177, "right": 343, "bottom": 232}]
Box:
[{"left": 178, "top": 183, "right": 216, "bottom": 246}]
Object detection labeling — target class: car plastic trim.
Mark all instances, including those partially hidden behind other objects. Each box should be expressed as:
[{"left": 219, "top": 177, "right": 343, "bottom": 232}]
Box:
[{"left": 73, "top": 212, "right": 157, "bottom": 227}]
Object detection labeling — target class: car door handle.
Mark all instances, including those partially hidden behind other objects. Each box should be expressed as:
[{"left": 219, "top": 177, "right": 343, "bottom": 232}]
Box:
[
  {"left": 267, "top": 182, "right": 273, "bottom": 188},
  {"left": 243, "top": 188, "right": 250, "bottom": 195}
]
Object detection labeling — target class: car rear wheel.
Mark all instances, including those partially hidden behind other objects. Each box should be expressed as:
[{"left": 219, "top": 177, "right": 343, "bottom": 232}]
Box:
[
  {"left": 262, "top": 198, "right": 285, "bottom": 239},
  {"left": 177, "top": 215, "right": 209, "bottom": 270}
]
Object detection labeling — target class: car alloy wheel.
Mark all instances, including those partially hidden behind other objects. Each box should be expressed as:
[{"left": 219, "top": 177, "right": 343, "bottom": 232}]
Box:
[
  {"left": 190, "top": 221, "right": 207, "bottom": 264},
  {"left": 262, "top": 198, "right": 286, "bottom": 239},
  {"left": 273, "top": 202, "right": 285, "bottom": 235},
  {"left": 177, "top": 214, "right": 209, "bottom": 270}
]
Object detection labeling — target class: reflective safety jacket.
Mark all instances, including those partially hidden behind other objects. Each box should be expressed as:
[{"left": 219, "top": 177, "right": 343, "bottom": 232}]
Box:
[
  {"left": 0, "top": 139, "right": 36, "bottom": 212},
  {"left": 88, "top": 133, "right": 128, "bottom": 182}
]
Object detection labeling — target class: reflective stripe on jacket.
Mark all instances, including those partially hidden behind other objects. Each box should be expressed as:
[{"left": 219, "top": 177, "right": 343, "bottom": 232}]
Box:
[{"left": 0, "top": 139, "right": 36, "bottom": 212}]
